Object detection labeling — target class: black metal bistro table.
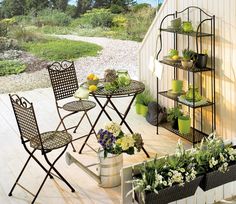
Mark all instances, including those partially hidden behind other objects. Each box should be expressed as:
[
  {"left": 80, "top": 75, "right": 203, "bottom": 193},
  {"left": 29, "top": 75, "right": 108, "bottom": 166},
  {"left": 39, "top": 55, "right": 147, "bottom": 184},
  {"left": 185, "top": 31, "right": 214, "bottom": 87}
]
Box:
[{"left": 79, "top": 80, "right": 150, "bottom": 158}]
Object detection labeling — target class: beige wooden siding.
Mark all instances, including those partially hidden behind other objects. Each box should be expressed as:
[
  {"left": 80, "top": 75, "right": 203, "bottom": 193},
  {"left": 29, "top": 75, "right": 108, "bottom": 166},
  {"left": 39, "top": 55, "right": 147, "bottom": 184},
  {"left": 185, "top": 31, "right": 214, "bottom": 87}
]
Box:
[{"left": 139, "top": 0, "right": 236, "bottom": 140}]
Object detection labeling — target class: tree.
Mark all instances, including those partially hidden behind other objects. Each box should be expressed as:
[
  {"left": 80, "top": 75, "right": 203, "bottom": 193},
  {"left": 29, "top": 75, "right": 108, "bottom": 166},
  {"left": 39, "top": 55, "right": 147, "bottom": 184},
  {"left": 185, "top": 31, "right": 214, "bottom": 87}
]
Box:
[
  {"left": 50, "top": 0, "right": 68, "bottom": 11},
  {"left": 26, "top": 0, "right": 49, "bottom": 16},
  {"left": 1, "top": 0, "right": 26, "bottom": 17},
  {"left": 75, "top": 0, "right": 93, "bottom": 16},
  {"left": 93, "top": 0, "right": 136, "bottom": 10}
]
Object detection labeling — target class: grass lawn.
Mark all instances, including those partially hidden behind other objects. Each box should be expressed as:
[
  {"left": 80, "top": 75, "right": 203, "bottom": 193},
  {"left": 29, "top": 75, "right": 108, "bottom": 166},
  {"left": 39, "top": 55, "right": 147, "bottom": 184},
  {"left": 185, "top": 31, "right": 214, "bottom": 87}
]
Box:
[{"left": 22, "top": 38, "right": 102, "bottom": 61}]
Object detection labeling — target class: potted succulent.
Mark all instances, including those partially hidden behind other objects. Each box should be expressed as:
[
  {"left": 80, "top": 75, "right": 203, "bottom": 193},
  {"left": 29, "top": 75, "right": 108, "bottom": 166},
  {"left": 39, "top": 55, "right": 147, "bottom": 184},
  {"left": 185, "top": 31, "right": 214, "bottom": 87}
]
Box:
[
  {"left": 168, "top": 49, "right": 179, "bottom": 60},
  {"left": 181, "top": 49, "right": 195, "bottom": 68},
  {"left": 170, "top": 17, "right": 181, "bottom": 30},
  {"left": 178, "top": 114, "right": 191, "bottom": 134},
  {"left": 194, "top": 134, "right": 236, "bottom": 191},
  {"left": 182, "top": 21, "right": 193, "bottom": 32},
  {"left": 196, "top": 49, "right": 208, "bottom": 68},
  {"left": 135, "top": 90, "right": 154, "bottom": 117},
  {"left": 129, "top": 141, "right": 203, "bottom": 204},
  {"left": 167, "top": 106, "right": 183, "bottom": 130}
]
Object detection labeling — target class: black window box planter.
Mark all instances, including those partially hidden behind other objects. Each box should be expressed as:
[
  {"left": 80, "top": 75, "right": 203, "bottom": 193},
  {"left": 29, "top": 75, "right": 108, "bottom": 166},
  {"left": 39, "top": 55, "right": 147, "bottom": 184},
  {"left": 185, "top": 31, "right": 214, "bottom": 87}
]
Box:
[
  {"left": 135, "top": 176, "right": 203, "bottom": 204},
  {"left": 199, "top": 163, "right": 236, "bottom": 191}
]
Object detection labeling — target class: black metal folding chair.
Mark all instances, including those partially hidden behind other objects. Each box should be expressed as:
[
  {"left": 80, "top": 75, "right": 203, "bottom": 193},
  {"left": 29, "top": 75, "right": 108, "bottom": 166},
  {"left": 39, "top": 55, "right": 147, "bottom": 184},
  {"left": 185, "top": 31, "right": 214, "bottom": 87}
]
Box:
[
  {"left": 47, "top": 61, "right": 96, "bottom": 152},
  {"left": 8, "top": 94, "right": 75, "bottom": 204}
]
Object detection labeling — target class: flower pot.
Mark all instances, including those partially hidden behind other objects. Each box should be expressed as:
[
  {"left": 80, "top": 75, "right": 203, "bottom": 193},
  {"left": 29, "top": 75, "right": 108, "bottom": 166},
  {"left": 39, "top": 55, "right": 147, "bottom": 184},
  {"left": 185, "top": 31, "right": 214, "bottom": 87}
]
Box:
[
  {"left": 196, "top": 54, "right": 208, "bottom": 68},
  {"left": 136, "top": 103, "right": 148, "bottom": 117},
  {"left": 181, "top": 60, "right": 193, "bottom": 68},
  {"left": 182, "top": 21, "right": 193, "bottom": 32},
  {"left": 178, "top": 117, "right": 191, "bottom": 134},
  {"left": 135, "top": 176, "right": 203, "bottom": 204},
  {"left": 98, "top": 151, "right": 123, "bottom": 188},
  {"left": 199, "top": 163, "right": 236, "bottom": 191},
  {"left": 170, "top": 18, "right": 181, "bottom": 29},
  {"left": 171, "top": 80, "right": 183, "bottom": 93}
]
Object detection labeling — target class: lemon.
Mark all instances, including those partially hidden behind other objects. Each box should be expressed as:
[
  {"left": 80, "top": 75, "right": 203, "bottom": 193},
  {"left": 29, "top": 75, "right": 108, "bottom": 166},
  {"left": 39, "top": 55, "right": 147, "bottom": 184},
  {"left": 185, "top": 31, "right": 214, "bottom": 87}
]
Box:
[
  {"left": 93, "top": 75, "right": 99, "bottom": 80},
  {"left": 87, "top": 73, "right": 95, "bottom": 80},
  {"left": 172, "top": 55, "right": 179, "bottom": 60},
  {"left": 89, "top": 85, "right": 97, "bottom": 92}
]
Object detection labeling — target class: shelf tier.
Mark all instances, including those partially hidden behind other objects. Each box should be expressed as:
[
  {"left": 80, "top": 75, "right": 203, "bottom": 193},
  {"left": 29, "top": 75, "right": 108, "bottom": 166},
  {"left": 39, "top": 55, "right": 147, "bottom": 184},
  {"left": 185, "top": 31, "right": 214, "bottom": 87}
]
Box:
[
  {"left": 161, "top": 122, "right": 208, "bottom": 144},
  {"left": 159, "top": 59, "right": 213, "bottom": 73},
  {"left": 159, "top": 91, "right": 214, "bottom": 108},
  {"left": 160, "top": 28, "right": 213, "bottom": 37}
]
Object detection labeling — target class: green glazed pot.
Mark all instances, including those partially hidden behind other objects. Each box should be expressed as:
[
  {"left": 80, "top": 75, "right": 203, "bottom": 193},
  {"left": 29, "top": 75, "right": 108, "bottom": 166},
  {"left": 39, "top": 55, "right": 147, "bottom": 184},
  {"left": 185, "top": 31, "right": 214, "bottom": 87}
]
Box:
[
  {"left": 136, "top": 103, "right": 148, "bottom": 117},
  {"left": 172, "top": 80, "right": 183, "bottom": 93},
  {"left": 182, "top": 21, "right": 193, "bottom": 32},
  {"left": 178, "top": 116, "right": 191, "bottom": 134}
]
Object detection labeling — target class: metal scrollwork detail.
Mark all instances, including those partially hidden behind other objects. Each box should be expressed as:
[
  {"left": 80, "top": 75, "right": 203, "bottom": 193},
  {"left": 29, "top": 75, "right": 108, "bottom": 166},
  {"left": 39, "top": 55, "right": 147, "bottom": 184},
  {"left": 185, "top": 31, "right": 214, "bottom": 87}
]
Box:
[
  {"left": 11, "top": 94, "right": 31, "bottom": 108},
  {"left": 48, "top": 61, "right": 73, "bottom": 71}
]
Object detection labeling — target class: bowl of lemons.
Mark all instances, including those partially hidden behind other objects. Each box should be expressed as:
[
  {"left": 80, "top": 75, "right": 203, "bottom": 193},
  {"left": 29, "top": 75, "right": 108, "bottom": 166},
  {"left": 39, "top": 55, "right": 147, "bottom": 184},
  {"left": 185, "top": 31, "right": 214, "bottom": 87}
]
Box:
[{"left": 87, "top": 73, "right": 99, "bottom": 86}]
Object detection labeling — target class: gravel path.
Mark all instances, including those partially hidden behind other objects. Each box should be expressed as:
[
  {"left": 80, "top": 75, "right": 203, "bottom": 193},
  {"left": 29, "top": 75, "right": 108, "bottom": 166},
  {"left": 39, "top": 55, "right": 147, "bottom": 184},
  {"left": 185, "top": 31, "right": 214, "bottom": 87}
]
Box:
[{"left": 0, "top": 35, "right": 140, "bottom": 94}]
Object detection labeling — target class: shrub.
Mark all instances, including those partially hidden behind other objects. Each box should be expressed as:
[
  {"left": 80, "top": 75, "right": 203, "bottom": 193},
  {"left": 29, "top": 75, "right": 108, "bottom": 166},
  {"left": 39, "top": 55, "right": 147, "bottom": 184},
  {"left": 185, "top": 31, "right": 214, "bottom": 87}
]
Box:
[
  {"left": 35, "top": 9, "right": 72, "bottom": 26},
  {"left": 81, "top": 9, "right": 114, "bottom": 28},
  {"left": 110, "top": 4, "right": 124, "bottom": 14},
  {"left": 9, "top": 26, "right": 45, "bottom": 42},
  {"left": 0, "top": 37, "right": 19, "bottom": 51},
  {"left": 0, "top": 60, "right": 26, "bottom": 76},
  {"left": 112, "top": 15, "right": 127, "bottom": 27},
  {"left": 22, "top": 39, "right": 102, "bottom": 61},
  {"left": 0, "top": 17, "right": 16, "bottom": 37},
  {"left": 135, "top": 90, "right": 154, "bottom": 106},
  {"left": 126, "top": 7, "right": 156, "bottom": 41}
]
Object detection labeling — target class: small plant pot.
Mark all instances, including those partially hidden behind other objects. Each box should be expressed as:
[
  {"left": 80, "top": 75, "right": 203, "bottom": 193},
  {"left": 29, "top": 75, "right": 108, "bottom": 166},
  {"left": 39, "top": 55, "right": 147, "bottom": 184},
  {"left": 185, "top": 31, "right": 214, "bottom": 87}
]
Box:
[
  {"left": 170, "top": 18, "right": 181, "bottom": 29},
  {"left": 182, "top": 21, "right": 193, "bottom": 32},
  {"left": 171, "top": 118, "right": 179, "bottom": 130},
  {"left": 178, "top": 116, "right": 191, "bottom": 134},
  {"left": 181, "top": 60, "right": 193, "bottom": 68},
  {"left": 171, "top": 80, "right": 183, "bottom": 93},
  {"left": 136, "top": 103, "right": 148, "bottom": 117},
  {"left": 196, "top": 54, "right": 208, "bottom": 68}
]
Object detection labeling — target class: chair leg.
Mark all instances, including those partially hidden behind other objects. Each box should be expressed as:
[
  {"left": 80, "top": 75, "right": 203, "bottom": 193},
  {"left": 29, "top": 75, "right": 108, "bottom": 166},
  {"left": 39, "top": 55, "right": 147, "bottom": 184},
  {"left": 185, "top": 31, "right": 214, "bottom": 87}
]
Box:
[
  {"left": 8, "top": 153, "right": 32, "bottom": 196},
  {"left": 44, "top": 145, "right": 75, "bottom": 193},
  {"left": 73, "top": 112, "right": 86, "bottom": 133}
]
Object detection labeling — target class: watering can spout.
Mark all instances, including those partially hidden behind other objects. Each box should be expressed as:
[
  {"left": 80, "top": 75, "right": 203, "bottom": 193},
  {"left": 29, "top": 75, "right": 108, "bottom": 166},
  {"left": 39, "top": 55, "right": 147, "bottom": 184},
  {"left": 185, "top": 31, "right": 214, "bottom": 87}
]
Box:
[{"left": 65, "top": 152, "right": 101, "bottom": 184}]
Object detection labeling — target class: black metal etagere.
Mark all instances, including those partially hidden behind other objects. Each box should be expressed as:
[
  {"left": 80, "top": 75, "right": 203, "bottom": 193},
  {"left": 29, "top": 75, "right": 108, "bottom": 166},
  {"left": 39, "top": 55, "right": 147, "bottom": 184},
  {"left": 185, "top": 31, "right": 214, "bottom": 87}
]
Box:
[{"left": 156, "top": 6, "right": 216, "bottom": 144}]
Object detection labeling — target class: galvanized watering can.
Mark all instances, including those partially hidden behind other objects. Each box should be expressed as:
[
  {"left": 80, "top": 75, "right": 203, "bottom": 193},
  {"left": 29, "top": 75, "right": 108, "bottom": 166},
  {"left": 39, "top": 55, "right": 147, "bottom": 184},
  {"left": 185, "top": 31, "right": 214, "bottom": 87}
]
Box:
[{"left": 65, "top": 152, "right": 123, "bottom": 188}]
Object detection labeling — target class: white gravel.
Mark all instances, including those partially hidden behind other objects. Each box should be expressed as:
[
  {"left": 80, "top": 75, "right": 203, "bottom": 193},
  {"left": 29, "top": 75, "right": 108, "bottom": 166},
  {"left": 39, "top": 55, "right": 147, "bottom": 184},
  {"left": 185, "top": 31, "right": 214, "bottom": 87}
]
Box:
[{"left": 0, "top": 35, "right": 141, "bottom": 94}]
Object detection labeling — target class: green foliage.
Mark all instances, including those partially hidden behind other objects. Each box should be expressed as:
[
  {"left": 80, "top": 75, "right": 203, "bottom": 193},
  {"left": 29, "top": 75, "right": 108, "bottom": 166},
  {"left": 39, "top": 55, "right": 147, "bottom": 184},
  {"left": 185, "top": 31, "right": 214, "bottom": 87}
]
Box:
[
  {"left": 126, "top": 6, "right": 156, "bottom": 41},
  {"left": 81, "top": 8, "right": 114, "bottom": 28},
  {"left": 132, "top": 3, "right": 151, "bottom": 12},
  {"left": 0, "top": 60, "right": 26, "bottom": 76},
  {"left": 75, "top": 0, "right": 93, "bottom": 16},
  {"left": 22, "top": 39, "right": 102, "bottom": 61},
  {"left": 0, "top": 17, "right": 16, "bottom": 37},
  {"left": 9, "top": 26, "right": 45, "bottom": 42},
  {"left": 167, "top": 106, "right": 183, "bottom": 122},
  {"left": 182, "top": 49, "right": 195, "bottom": 61},
  {"left": 112, "top": 15, "right": 127, "bottom": 27},
  {"left": 1, "top": 0, "right": 26, "bottom": 18},
  {"left": 0, "top": 37, "right": 19, "bottom": 51},
  {"left": 65, "top": 5, "right": 77, "bottom": 18},
  {"left": 52, "top": 0, "right": 68, "bottom": 11},
  {"left": 110, "top": 4, "right": 124, "bottom": 14},
  {"left": 35, "top": 9, "right": 72, "bottom": 26},
  {"left": 135, "top": 90, "right": 154, "bottom": 106}
]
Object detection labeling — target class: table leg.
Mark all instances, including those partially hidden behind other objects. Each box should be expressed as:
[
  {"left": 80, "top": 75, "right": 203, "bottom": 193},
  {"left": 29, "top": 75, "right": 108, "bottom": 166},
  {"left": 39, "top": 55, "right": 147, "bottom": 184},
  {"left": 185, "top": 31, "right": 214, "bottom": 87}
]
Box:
[{"left": 79, "top": 97, "right": 110, "bottom": 154}]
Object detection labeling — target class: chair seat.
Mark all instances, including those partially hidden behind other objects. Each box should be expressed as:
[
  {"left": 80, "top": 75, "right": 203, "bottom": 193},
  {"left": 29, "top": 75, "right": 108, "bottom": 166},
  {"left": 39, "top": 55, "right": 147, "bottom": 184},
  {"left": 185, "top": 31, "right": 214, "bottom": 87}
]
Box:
[
  {"left": 63, "top": 100, "right": 96, "bottom": 112},
  {"left": 30, "top": 131, "right": 72, "bottom": 150}
]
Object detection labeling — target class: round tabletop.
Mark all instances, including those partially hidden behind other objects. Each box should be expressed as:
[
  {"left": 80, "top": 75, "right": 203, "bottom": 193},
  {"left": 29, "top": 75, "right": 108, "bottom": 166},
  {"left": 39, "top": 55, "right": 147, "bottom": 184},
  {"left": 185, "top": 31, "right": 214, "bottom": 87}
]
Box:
[{"left": 91, "top": 80, "right": 145, "bottom": 98}]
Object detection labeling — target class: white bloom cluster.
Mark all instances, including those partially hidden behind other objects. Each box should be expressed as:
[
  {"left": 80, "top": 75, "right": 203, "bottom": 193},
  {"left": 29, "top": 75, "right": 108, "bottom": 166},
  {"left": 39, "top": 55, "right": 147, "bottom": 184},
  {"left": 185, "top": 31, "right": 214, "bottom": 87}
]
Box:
[
  {"left": 104, "top": 121, "right": 121, "bottom": 137},
  {"left": 185, "top": 168, "right": 197, "bottom": 182},
  {"left": 218, "top": 162, "right": 228, "bottom": 173},
  {"left": 169, "top": 170, "right": 184, "bottom": 186},
  {"left": 209, "top": 157, "right": 218, "bottom": 168}
]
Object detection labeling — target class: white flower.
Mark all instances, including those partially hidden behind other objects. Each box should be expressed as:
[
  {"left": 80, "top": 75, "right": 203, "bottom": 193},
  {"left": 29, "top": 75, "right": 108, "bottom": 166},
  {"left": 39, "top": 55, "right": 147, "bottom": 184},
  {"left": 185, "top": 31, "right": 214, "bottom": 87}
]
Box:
[
  {"left": 171, "top": 170, "right": 183, "bottom": 184},
  {"left": 168, "top": 172, "right": 172, "bottom": 177},
  {"left": 230, "top": 155, "right": 234, "bottom": 161},
  {"left": 220, "top": 153, "right": 226, "bottom": 162},
  {"left": 179, "top": 168, "right": 185, "bottom": 173},
  {"left": 104, "top": 121, "right": 121, "bottom": 136},
  {"left": 163, "top": 181, "right": 168, "bottom": 186}
]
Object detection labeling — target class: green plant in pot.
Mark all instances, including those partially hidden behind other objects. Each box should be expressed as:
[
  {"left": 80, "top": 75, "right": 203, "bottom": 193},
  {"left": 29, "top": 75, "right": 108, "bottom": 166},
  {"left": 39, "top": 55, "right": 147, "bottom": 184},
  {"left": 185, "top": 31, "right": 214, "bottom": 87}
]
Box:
[
  {"left": 178, "top": 114, "right": 191, "bottom": 134},
  {"left": 135, "top": 90, "right": 154, "bottom": 117},
  {"left": 181, "top": 49, "right": 195, "bottom": 68},
  {"left": 167, "top": 106, "right": 183, "bottom": 130},
  {"left": 196, "top": 49, "right": 208, "bottom": 68},
  {"left": 171, "top": 79, "right": 183, "bottom": 93},
  {"left": 182, "top": 21, "right": 193, "bottom": 32}
]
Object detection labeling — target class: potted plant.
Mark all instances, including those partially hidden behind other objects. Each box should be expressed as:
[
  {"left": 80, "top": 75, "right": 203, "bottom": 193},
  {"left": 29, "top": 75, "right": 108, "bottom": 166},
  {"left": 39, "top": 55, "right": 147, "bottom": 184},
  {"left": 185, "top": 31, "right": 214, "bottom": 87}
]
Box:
[
  {"left": 181, "top": 49, "right": 195, "bottom": 68},
  {"left": 178, "top": 114, "right": 191, "bottom": 134},
  {"left": 129, "top": 141, "right": 203, "bottom": 204},
  {"left": 193, "top": 134, "right": 236, "bottom": 191},
  {"left": 167, "top": 106, "right": 183, "bottom": 130},
  {"left": 135, "top": 90, "right": 154, "bottom": 117},
  {"left": 196, "top": 49, "right": 208, "bottom": 68},
  {"left": 97, "top": 121, "right": 143, "bottom": 187},
  {"left": 182, "top": 21, "right": 193, "bottom": 32}
]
